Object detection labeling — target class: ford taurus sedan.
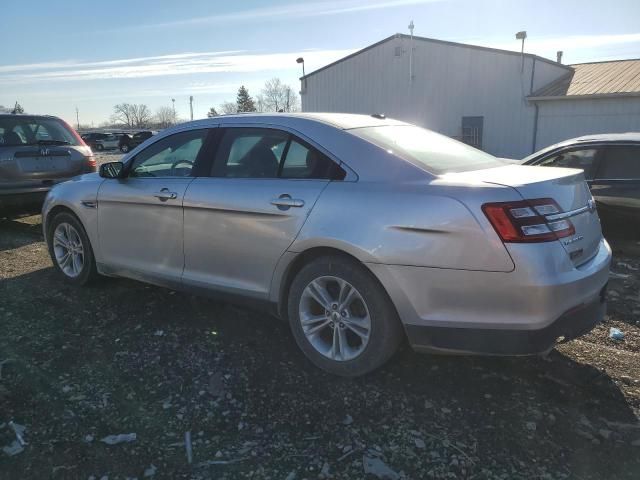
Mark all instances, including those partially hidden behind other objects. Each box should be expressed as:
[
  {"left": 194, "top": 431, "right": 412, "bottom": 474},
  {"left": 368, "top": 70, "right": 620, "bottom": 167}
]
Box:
[{"left": 42, "top": 113, "right": 611, "bottom": 376}]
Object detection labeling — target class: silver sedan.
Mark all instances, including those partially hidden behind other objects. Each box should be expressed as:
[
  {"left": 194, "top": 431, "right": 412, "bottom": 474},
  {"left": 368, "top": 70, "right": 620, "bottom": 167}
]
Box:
[{"left": 43, "top": 113, "right": 611, "bottom": 376}]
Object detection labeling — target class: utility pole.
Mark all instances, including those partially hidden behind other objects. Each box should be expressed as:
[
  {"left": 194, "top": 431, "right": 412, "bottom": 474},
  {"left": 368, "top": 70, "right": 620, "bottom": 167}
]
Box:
[
  {"left": 516, "top": 31, "right": 527, "bottom": 73},
  {"left": 408, "top": 20, "right": 415, "bottom": 84},
  {"left": 171, "top": 98, "right": 176, "bottom": 116},
  {"left": 189, "top": 96, "right": 194, "bottom": 121},
  {"left": 75, "top": 106, "right": 80, "bottom": 130}
]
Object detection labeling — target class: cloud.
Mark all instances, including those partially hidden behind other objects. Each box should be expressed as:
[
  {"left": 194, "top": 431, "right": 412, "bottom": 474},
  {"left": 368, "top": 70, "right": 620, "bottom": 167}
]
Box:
[
  {"left": 0, "top": 49, "right": 354, "bottom": 85},
  {"left": 465, "top": 33, "right": 640, "bottom": 60},
  {"left": 128, "top": 0, "right": 442, "bottom": 30}
]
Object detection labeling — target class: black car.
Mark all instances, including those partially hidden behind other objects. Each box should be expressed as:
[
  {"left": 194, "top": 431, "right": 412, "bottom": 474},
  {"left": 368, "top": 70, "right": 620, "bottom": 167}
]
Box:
[
  {"left": 523, "top": 133, "right": 640, "bottom": 230},
  {"left": 119, "top": 130, "right": 155, "bottom": 153}
]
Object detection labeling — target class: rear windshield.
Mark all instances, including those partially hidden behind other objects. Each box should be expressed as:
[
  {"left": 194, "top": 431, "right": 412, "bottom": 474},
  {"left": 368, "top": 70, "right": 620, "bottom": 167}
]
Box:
[
  {"left": 349, "top": 125, "right": 506, "bottom": 174},
  {"left": 0, "top": 116, "right": 79, "bottom": 147}
]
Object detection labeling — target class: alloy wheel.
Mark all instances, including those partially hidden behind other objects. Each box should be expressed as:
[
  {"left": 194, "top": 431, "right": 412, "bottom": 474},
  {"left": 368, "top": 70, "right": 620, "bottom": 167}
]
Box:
[
  {"left": 298, "top": 276, "right": 371, "bottom": 361},
  {"left": 52, "top": 222, "right": 85, "bottom": 278}
]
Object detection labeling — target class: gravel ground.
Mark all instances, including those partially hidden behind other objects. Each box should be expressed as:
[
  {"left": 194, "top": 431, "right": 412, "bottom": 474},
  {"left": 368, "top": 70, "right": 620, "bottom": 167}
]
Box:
[{"left": 1, "top": 212, "right": 639, "bottom": 479}]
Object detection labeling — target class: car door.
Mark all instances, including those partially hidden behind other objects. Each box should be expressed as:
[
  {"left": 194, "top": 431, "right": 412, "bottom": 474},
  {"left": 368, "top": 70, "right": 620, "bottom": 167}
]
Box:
[
  {"left": 590, "top": 144, "right": 640, "bottom": 220},
  {"left": 97, "top": 128, "right": 212, "bottom": 286},
  {"left": 182, "top": 126, "right": 346, "bottom": 299}
]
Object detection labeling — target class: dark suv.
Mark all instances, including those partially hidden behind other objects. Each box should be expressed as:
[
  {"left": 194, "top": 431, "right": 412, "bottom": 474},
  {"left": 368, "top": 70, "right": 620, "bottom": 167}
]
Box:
[
  {"left": 0, "top": 114, "right": 96, "bottom": 216},
  {"left": 523, "top": 133, "right": 640, "bottom": 230},
  {"left": 119, "top": 130, "right": 155, "bottom": 153}
]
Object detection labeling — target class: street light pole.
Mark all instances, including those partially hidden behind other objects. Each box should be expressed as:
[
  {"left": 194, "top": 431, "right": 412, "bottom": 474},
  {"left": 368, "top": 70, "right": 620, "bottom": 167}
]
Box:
[{"left": 189, "top": 96, "right": 194, "bottom": 121}]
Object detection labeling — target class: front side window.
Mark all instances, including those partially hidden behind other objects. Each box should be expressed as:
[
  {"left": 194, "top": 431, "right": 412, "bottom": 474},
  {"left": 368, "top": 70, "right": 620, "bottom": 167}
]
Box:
[
  {"left": 129, "top": 129, "right": 208, "bottom": 178},
  {"left": 537, "top": 148, "right": 600, "bottom": 180},
  {"left": 212, "top": 128, "right": 345, "bottom": 180},
  {"left": 597, "top": 146, "right": 640, "bottom": 180}
]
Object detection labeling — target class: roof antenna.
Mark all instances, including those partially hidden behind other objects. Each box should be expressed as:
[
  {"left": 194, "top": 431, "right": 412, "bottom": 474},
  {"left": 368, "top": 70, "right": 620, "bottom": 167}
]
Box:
[{"left": 408, "top": 20, "right": 415, "bottom": 83}]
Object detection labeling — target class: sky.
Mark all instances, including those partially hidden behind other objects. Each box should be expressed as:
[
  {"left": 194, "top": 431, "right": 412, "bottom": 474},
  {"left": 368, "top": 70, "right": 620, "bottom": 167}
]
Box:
[{"left": 1, "top": 0, "right": 639, "bottom": 126}]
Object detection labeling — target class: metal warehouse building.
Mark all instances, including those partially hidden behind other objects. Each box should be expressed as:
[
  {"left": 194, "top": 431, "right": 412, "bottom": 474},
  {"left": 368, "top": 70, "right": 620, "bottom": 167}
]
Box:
[{"left": 300, "top": 34, "right": 640, "bottom": 158}]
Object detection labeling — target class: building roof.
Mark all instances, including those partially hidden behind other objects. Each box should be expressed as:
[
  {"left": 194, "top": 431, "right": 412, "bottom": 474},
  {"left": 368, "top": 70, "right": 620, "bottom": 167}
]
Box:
[
  {"left": 301, "top": 33, "right": 571, "bottom": 80},
  {"left": 529, "top": 58, "right": 640, "bottom": 100}
]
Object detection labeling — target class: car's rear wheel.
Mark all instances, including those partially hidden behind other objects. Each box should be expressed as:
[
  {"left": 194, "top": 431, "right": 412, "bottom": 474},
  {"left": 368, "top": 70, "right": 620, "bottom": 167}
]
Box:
[
  {"left": 47, "top": 212, "right": 98, "bottom": 285},
  {"left": 120, "top": 144, "right": 130, "bottom": 153},
  {"left": 288, "top": 255, "right": 404, "bottom": 376},
  {"left": 96, "top": 143, "right": 104, "bottom": 151}
]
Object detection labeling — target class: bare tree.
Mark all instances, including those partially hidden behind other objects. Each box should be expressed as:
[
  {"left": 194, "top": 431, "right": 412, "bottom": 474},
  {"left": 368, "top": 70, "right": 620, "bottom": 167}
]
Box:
[
  {"left": 111, "top": 103, "right": 152, "bottom": 128},
  {"left": 155, "top": 106, "right": 177, "bottom": 128},
  {"left": 261, "top": 78, "right": 299, "bottom": 112},
  {"left": 0, "top": 105, "right": 11, "bottom": 113},
  {"left": 111, "top": 103, "right": 135, "bottom": 128},
  {"left": 131, "top": 104, "right": 152, "bottom": 128},
  {"left": 255, "top": 95, "right": 266, "bottom": 113},
  {"left": 219, "top": 101, "right": 238, "bottom": 114}
]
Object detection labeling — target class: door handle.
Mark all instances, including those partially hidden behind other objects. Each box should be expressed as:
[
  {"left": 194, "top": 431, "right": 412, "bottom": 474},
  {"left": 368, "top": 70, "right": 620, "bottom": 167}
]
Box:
[
  {"left": 153, "top": 188, "right": 178, "bottom": 201},
  {"left": 271, "top": 194, "right": 305, "bottom": 209}
]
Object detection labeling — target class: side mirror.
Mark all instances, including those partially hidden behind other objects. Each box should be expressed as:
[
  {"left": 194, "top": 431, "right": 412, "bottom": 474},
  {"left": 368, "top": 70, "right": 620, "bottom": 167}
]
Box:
[{"left": 99, "top": 161, "right": 125, "bottom": 179}]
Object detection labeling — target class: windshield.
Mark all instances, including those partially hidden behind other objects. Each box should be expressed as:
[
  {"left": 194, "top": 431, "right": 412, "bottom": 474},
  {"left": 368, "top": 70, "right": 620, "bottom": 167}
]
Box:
[
  {"left": 349, "top": 125, "right": 507, "bottom": 174},
  {"left": 0, "top": 116, "right": 80, "bottom": 147}
]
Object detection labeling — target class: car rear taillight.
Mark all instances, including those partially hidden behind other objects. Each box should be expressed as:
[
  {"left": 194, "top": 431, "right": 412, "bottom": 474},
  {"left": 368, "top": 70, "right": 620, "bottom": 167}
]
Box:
[
  {"left": 482, "top": 198, "right": 575, "bottom": 243},
  {"left": 84, "top": 155, "right": 97, "bottom": 172}
]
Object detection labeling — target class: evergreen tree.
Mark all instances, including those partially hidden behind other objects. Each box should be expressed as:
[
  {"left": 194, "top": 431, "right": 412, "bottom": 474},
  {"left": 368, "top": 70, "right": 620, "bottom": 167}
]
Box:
[
  {"left": 207, "top": 107, "right": 219, "bottom": 118},
  {"left": 236, "top": 86, "right": 256, "bottom": 113},
  {"left": 12, "top": 102, "right": 24, "bottom": 114}
]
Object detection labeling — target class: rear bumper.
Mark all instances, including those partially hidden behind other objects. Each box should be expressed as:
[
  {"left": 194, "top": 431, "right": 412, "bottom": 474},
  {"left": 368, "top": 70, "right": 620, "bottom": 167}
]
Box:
[
  {"left": 0, "top": 190, "right": 48, "bottom": 212},
  {"left": 367, "top": 238, "right": 611, "bottom": 355},
  {"left": 406, "top": 286, "right": 607, "bottom": 355}
]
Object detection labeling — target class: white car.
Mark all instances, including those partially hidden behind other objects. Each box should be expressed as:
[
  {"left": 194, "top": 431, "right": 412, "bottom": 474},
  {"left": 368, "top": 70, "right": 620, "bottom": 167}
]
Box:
[
  {"left": 42, "top": 113, "right": 611, "bottom": 376},
  {"left": 93, "top": 134, "right": 120, "bottom": 151}
]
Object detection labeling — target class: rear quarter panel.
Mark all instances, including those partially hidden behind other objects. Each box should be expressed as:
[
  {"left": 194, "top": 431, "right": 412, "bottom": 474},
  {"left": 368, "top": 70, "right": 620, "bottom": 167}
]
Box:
[{"left": 290, "top": 180, "right": 520, "bottom": 272}]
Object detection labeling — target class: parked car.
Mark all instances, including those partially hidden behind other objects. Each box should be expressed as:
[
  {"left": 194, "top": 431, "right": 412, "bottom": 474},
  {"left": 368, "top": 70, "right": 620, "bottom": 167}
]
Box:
[
  {"left": 93, "top": 134, "right": 121, "bottom": 151},
  {"left": 42, "top": 113, "right": 610, "bottom": 376},
  {"left": 522, "top": 133, "right": 640, "bottom": 229},
  {"left": 80, "top": 132, "right": 110, "bottom": 150},
  {"left": 0, "top": 114, "right": 96, "bottom": 216},
  {"left": 119, "top": 130, "right": 155, "bottom": 153}
]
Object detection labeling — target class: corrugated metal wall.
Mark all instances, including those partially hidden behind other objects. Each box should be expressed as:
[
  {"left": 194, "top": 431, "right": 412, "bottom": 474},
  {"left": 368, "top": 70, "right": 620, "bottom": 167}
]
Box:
[
  {"left": 302, "top": 36, "right": 569, "bottom": 158},
  {"left": 535, "top": 97, "right": 640, "bottom": 148}
]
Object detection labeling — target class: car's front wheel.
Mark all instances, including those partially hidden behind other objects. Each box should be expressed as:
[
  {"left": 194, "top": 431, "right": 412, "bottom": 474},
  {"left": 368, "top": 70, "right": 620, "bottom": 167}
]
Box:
[
  {"left": 288, "top": 255, "right": 403, "bottom": 376},
  {"left": 96, "top": 144, "right": 104, "bottom": 151},
  {"left": 120, "top": 144, "right": 130, "bottom": 153},
  {"left": 47, "top": 212, "right": 99, "bottom": 285}
]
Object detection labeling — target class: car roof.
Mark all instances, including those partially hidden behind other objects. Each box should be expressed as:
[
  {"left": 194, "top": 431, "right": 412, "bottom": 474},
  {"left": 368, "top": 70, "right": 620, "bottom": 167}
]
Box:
[
  {"left": 209, "top": 112, "right": 410, "bottom": 130},
  {"left": 524, "top": 132, "right": 640, "bottom": 161}
]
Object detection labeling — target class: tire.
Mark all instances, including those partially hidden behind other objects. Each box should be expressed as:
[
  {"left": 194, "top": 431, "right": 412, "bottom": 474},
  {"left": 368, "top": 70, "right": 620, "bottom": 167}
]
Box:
[
  {"left": 120, "top": 144, "right": 130, "bottom": 153},
  {"left": 46, "top": 211, "right": 99, "bottom": 286},
  {"left": 96, "top": 144, "right": 104, "bottom": 151},
  {"left": 287, "top": 255, "right": 404, "bottom": 376}
]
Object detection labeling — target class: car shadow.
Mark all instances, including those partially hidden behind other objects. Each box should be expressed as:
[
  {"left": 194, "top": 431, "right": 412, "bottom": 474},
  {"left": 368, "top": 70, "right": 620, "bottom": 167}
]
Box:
[
  {"left": 2, "top": 264, "right": 639, "bottom": 479},
  {"left": 0, "top": 215, "right": 44, "bottom": 252}
]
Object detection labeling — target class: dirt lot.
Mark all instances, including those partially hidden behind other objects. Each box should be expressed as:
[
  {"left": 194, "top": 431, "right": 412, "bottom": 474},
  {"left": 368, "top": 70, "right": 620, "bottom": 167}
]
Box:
[{"left": 1, "top": 209, "right": 640, "bottom": 479}]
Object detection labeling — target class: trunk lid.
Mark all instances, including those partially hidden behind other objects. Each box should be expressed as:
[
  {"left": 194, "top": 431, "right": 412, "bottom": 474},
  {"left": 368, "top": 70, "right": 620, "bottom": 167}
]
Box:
[{"left": 450, "top": 165, "right": 602, "bottom": 266}]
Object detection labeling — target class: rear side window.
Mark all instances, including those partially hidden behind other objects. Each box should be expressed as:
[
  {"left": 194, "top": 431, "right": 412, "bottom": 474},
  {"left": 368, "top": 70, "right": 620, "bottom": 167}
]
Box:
[
  {"left": 597, "top": 146, "right": 640, "bottom": 180},
  {"left": 537, "top": 148, "right": 600, "bottom": 180},
  {"left": 349, "top": 125, "right": 505, "bottom": 174},
  {"left": 0, "top": 117, "right": 79, "bottom": 147},
  {"left": 212, "top": 128, "right": 345, "bottom": 180}
]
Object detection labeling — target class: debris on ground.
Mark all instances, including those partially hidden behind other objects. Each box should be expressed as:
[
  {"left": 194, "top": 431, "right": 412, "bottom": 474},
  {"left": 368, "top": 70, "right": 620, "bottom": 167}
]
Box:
[
  {"left": 100, "top": 433, "right": 137, "bottom": 445},
  {"left": 610, "top": 327, "right": 625, "bottom": 341},
  {"left": 363, "top": 455, "right": 400, "bottom": 480}
]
